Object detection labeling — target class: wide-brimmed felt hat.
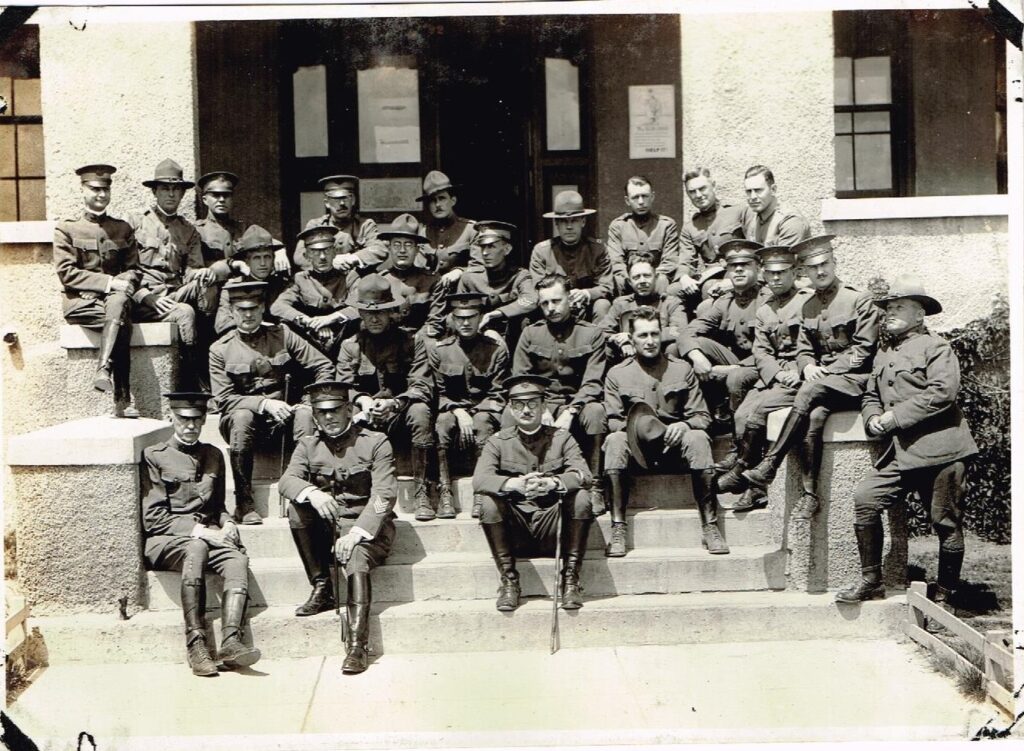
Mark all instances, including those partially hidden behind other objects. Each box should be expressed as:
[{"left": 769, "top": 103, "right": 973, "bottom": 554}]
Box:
[
  {"left": 143, "top": 159, "right": 195, "bottom": 189},
  {"left": 352, "top": 274, "right": 402, "bottom": 311},
  {"left": 416, "top": 170, "right": 457, "bottom": 202},
  {"left": 379, "top": 213, "right": 426, "bottom": 243},
  {"left": 197, "top": 171, "right": 239, "bottom": 193},
  {"left": 873, "top": 274, "right": 942, "bottom": 316},
  {"left": 76, "top": 164, "right": 117, "bottom": 187},
  {"left": 626, "top": 401, "right": 669, "bottom": 470},
  {"left": 236, "top": 225, "right": 275, "bottom": 255},
  {"left": 163, "top": 391, "right": 213, "bottom": 417},
  {"left": 543, "top": 190, "right": 596, "bottom": 220}
]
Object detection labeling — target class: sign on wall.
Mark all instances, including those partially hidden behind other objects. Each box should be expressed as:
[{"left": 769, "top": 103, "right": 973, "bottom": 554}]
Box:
[
  {"left": 357, "top": 67, "right": 421, "bottom": 164},
  {"left": 628, "top": 85, "right": 676, "bottom": 159},
  {"left": 359, "top": 177, "right": 422, "bottom": 212}
]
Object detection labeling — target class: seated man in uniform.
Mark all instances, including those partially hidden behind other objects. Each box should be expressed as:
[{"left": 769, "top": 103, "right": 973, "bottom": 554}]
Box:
[
  {"left": 836, "top": 277, "right": 977, "bottom": 605},
  {"left": 291, "top": 174, "right": 388, "bottom": 272},
  {"left": 427, "top": 292, "right": 511, "bottom": 520},
  {"left": 141, "top": 391, "right": 261, "bottom": 676},
  {"left": 529, "top": 191, "right": 613, "bottom": 323},
  {"left": 603, "top": 307, "right": 728, "bottom": 557},
  {"left": 53, "top": 163, "right": 142, "bottom": 417},
  {"left": 473, "top": 375, "right": 594, "bottom": 612},
  {"left": 213, "top": 226, "right": 292, "bottom": 336},
  {"left": 605, "top": 176, "right": 680, "bottom": 296},
  {"left": 279, "top": 381, "right": 398, "bottom": 675},
  {"left": 740, "top": 164, "right": 811, "bottom": 247},
  {"left": 209, "top": 280, "right": 334, "bottom": 525},
  {"left": 194, "top": 171, "right": 246, "bottom": 267},
  {"left": 336, "top": 276, "right": 435, "bottom": 521}
]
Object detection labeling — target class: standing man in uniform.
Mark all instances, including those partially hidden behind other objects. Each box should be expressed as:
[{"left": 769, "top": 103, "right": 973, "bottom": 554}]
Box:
[
  {"left": 209, "top": 280, "right": 334, "bottom": 525},
  {"left": 473, "top": 375, "right": 594, "bottom": 611},
  {"left": 836, "top": 277, "right": 977, "bottom": 605},
  {"left": 427, "top": 292, "right": 511, "bottom": 520},
  {"left": 279, "top": 381, "right": 398, "bottom": 675},
  {"left": 141, "top": 391, "right": 261, "bottom": 676},
  {"left": 740, "top": 165, "right": 811, "bottom": 247},
  {"left": 513, "top": 274, "right": 608, "bottom": 515},
  {"left": 194, "top": 171, "right": 246, "bottom": 266},
  {"left": 603, "top": 307, "right": 728, "bottom": 556},
  {"left": 53, "top": 164, "right": 142, "bottom": 417},
  {"left": 213, "top": 227, "right": 292, "bottom": 336},
  {"left": 292, "top": 175, "right": 387, "bottom": 272},
  {"left": 605, "top": 176, "right": 680, "bottom": 296},
  {"left": 529, "top": 190, "right": 613, "bottom": 323},
  {"left": 740, "top": 236, "right": 880, "bottom": 519},
  {"left": 415, "top": 170, "right": 478, "bottom": 276}
]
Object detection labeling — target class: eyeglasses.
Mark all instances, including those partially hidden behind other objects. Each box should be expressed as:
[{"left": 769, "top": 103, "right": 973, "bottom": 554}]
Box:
[{"left": 508, "top": 398, "right": 542, "bottom": 412}]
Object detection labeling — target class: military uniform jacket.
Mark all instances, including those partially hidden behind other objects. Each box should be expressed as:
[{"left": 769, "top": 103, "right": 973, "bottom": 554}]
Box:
[
  {"left": 213, "top": 272, "right": 291, "bottom": 336},
  {"left": 53, "top": 213, "right": 142, "bottom": 315},
  {"left": 752, "top": 287, "right": 814, "bottom": 385},
  {"left": 529, "top": 237, "right": 613, "bottom": 302},
  {"left": 427, "top": 334, "right": 509, "bottom": 414},
  {"left": 128, "top": 207, "right": 205, "bottom": 295},
  {"left": 292, "top": 213, "right": 387, "bottom": 270},
  {"left": 862, "top": 330, "right": 978, "bottom": 470},
  {"left": 209, "top": 322, "right": 334, "bottom": 414},
  {"left": 680, "top": 285, "right": 771, "bottom": 363},
  {"left": 195, "top": 214, "right": 247, "bottom": 266},
  {"left": 456, "top": 265, "right": 538, "bottom": 321},
  {"left": 271, "top": 268, "right": 360, "bottom": 324},
  {"left": 679, "top": 201, "right": 745, "bottom": 277},
  {"left": 420, "top": 215, "right": 481, "bottom": 272},
  {"left": 336, "top": 329, "right": 433, "bottom": 406},
  {"left": 513, "top": 320, "right": 607, "bottom": 407},
  {"left": 795, "top": 279, "right": 879, "bottom": 375},
  {"left": 606, "top": 212, "right": 680, "bottom": 289},
  {"left": 599, "top": 292, "right": 688, "bottom": 345},
  {"left": 473, "top": 425, "right": 590, "bottom": 507},
  {"left": 604, "top": 355, "right": 711, "bottom": 433},
  {"left": 371, "top": 265, "right": 447, "bottom": 335},
  {"left": 279, "top": 426, "right": 397, "bottom": 538},
  {"left": 740, "top": 205, "right": 811, "bottom": 247},
  {"left": 140, "top": 438, "right": 228, "bottom": 548}
]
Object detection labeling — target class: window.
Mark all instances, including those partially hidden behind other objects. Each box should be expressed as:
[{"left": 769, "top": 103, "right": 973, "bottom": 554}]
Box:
[
  {"left": 833, "top": 10, "right": 1006, "bottom": 198},
  {"left": 0, "top": 25, "right": 44, "bottom": 221}
]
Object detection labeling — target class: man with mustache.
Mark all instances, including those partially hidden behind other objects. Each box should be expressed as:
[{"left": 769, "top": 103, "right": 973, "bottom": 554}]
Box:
[{"left": 291, "top": 174, "right": 388, "bottom": 273}]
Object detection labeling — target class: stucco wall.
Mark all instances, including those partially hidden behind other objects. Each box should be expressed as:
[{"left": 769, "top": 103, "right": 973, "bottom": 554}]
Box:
[{"left": 38, "top": 19, "right": 199, "bottom": 221}]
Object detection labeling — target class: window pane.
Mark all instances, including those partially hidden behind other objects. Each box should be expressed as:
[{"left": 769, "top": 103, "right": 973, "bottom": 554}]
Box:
[
  {"left": 854, "top": 133, "right": 892, "bottom": 190},
  {"left": 545, "top": 58, "right": 581, "bottom": 151},
  {"left": 853, "top": 111, "right": 890, "bottom": 133},
  {"left": 834, "top": 112, "right": 852, "bottom": 134},
  {"left": 16, "top": 123, "right": 44, "bottom": 176},
  {"left": 0, "top": 181, "right": 15, "bottom": 220},
  {"left": 835, "top": 135, "right": 855, "bottom": 192},
  {"left": 0, "top": 123, "right": 13, "bottom": 177},
  {"left": 299, "top": 191, "right": 323, "bottom": 228},
  {"left": 0, "top": 77, "right": 11, "bottom": 116},
  {"left": 293, "top": 65, "right": 329, "bottom": 158},
  {"left": 834, "top": 57, "right": 853, "bottom": 106},
  {"left": 853, "top": 56, "right": 891, "bottom": 105},
  {"left": 18, "top": 178, "right": 44, "bottom": 220},
  {"left": 13, "top": 78, "right": 41, "bottom": 116}
]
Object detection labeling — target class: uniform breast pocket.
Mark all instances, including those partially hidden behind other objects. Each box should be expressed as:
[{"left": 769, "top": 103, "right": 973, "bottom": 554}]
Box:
[
  {"left": 828, "top": 316, "right": 856, "bottom": 352},
  {"left": 439, "top": 364, "right": 469, "bottom": 396},
  {"left": 660, "top": 379, "right": 690, "bottom": 413},
  {"left": 225, "top": 361, "right": 255, "bottom": 390},
  {"left": 162, "top": 474, "right": 196, "bottom": 509},
  {"left": 309, "top": 462, "right": 334, "bottom": 491},
  {"left": 138, "top": 245, "right": 166, "bottom": 268},
  {"left": 337, "top": 463, "right": 372, "bottom": 498},
  {"left": 270, "top": 351, "right": 292, "bottom": 373},
  {"left": 523, "top": 345, "right": 554, "bottom": 372}
]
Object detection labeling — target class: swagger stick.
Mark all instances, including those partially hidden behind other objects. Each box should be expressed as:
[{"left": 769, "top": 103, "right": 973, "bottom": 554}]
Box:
[{"left": 278, "top": 373, "right": 292, "bottom": 517}]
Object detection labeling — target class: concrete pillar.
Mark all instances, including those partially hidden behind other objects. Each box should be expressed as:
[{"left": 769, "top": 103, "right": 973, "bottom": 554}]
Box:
[
  {"left": 38, "top": 18, "right": 199, "bottom": 221},
  {"left": 7, "top": 417, "right": 172, "bottom": 615}
]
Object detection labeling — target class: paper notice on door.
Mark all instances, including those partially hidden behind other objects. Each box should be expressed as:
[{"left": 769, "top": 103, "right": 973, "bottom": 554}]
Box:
[
  {"left": 358, "top": 67, "right": 421, "bottom": 163},
  {"left": 629, "top": 85, "right": 676, "bottom": 159},
  {"left": 374, "top": 125, "right": 421, "bottom": 163}
]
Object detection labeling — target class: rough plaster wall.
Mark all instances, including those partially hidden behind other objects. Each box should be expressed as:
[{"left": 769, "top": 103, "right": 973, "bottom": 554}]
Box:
[
  {"left": 681, "top": 12, "right": 834, "bottom": 231},
  {"left": 65, "top": 345, "right": 178, "bottom": 422},
  {"left": 13, "top": 464, "right": 145, "bottom": 615},
  {"left": 39, "top": 20, "right": 199, "bottom": 221}
]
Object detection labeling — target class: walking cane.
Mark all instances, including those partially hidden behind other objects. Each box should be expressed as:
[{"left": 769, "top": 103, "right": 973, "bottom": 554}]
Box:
[
  {"left": 278, "top": 374, "right": 292, "bottom": 518},
  {"left": 550, "top": 486, "right": 567, "bottom": 655},
  {"left": 332, "top": 523, "right": 348, "bottom": 645}
]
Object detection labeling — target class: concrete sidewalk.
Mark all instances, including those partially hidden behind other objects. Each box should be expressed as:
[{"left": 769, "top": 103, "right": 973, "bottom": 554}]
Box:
[{"left": 6, "top": 640, "right": 997, "bottom": 749}]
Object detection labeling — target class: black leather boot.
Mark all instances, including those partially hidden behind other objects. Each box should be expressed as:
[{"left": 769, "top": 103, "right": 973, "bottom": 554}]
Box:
[
  {"left": 742, "top": 408, "right": 809, "bottom": 490},
  {"left": 605, "top": 470, "right": 628, "bottom": 557},
  {"left": 799, "top": 425, "right": 824, "bottom": 499},
  {"left": 717, "top": 425, "right": 765, "bottom": 494},
  {"left": 561, "top": 518, "right": 591, "bottom": 610},
  {"left": 218, "top": 588, "right": 261, "bottom": 669},
  {"left": 230, "top": 450, "right": 262, "bottom": 525},
  {"left": 692, "top": 469, "right": 730, "bottom": 555},
  {"left": 436, "top": 449, "right": 457, "bottom": 519},
  {"left": 291, "top": 526, "right": 336, "bottom": 616},
  {"left": 181, "top": 577, "right": 218, "bottom": 677},
  {"left": 93, "top": 319, "right": 121, "bottom": 393},
  {"left": 342, "top": 573, "right": 371, "bottom": 674},
  {"left": 412, "top": 447, "right": 435, "bottom": 521},
  {"left": 835, "top": 522, "right": 886, "bottom": 602},
  {"left": 481, "top": 521, "right": 520, "bottom": 611},
  {"left": 111, "top": 326, "right": 139, "bottom": 418},
  {"left": 587, "top": 442, "right": 606, "bottom": 516}
]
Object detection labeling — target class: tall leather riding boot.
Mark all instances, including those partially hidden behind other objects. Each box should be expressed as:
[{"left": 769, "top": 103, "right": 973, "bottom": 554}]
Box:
[
  {"left": 412, "top": 446, "right": 435, "bottom": 521},
  {"left": 181, "top": 577, "right": 217, "bottom": 677},
  {"left": 561, "top": 518, "right": 592, "bottom": 610},
  {"left": 587, "top": 441, "right": 606, "bottom": 516},
  {"left": 93, "top": 319, "right": 121, "bottom": 393},
  {"left": 742, "top": 408, "right": 809, "bottom": 490},
  {"left": 342, "top": 572, "right": 371, "bottom": 675},
  {"left": 692, "top": 469, "right": 730, "bottom": 555},
  {"left": 605, "top": 470, "right": 628, "bottom": 557},
  {"left": 835, "top": 521, "right": 886, "bottom": 602},
  {"left": 110, "top": 325, "right": 140, "bottom": 418},
  {"left": 792, "top": 430, "right": 824, "bottom": 520},
  {"left": 936, "top": 547, "right": 965, "bottom": 600},
  {"left": 218, "top": 588, "right": 261, "bottom": 669},
  {"left": 471, "top": 447, "right": 486, "bottom": 518},
  {"left": 230, "top": 450, "right": 261, "bottom": 525},
  {"left": 481, "top": 521, "right": 520, "bottom": 611},
  {"left": 717, "top": 425, "right": 765, "bottom": 495},
  {"left": 291, "top": 526, "right": 336, "bottom": 616},
  {"left": 436, "top": 449, "right": 456, "bottom": 519}
]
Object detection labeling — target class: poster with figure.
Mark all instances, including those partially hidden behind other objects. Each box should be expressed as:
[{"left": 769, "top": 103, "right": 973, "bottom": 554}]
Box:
[{"left": 629, "top": 84, "right": 676, "bottom": 159}]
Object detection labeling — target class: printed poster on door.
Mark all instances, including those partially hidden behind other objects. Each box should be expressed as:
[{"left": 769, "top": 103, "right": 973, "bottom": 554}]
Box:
[
  {"left": 358, "top": 67, "right": 422, "bottom": 164},
  {"left": 628, "top": 85, "right": 676, "bottom": 159}
]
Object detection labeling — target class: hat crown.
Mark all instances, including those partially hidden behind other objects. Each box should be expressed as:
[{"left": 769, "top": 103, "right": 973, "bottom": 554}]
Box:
[
  {"left": 198, "top": 171, "right": 239, "bottom": 192},
  {"left": 886, "top": 274, "right": 931, "bottom": 299},
  {"left": 298, "top": 226, "right": 337, "bottom": 248},
  {"left": 237, "top": 225, "right": 274, "bottom": 252},
  {"left": 422, "top": 170, "right": 453, "bottom": 195},
  {"left": 793, "top": 234, "right": 837, "bottom": 262},
  {"left": 553, "top": 190, "right": 586, "bottom": 215},
  {"left": 76, "top": 163, "right": 117, "bottom": 184},
  {"left": 354, "top": 274, "right": 397, "bottom": 306},
  {"left": 153, "top": 159, "right": 185, "bottom": 181},
  {"left": 319, "top": 174, "right": 359, "bottom": 193},
  {"left": 381, "top": 213, "right": 424, "bottom": 239}
]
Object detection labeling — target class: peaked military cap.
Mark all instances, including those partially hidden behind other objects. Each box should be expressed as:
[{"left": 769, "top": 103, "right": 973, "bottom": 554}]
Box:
[
  {"left": 318, "top": 174, "right": 359, "bottom": 197},
  {"left": 378, "top": 213, "right": 425, "bottom": 242},
  {"left": 793, "top": 235, "right": 837, "bottom": 265},
  {"left": 542, "top": 190, "right": 596, "bottom": 219},
  {"left": 352, "top": 274, "right": 402, "bottom": 311},
  {"left": 223, "top": 280, "right": 267, "bottom": 303},
  {"left": 236, "top": 225, "right": 275, "bottom": 255},
  {"left": 475, "top": 220, "right": 516, "bottom": 246},
  {"left": 76, "top": 164, "right": 117, "bottom": 187},
  {"left": 163, "top": 391, "right": 213, "bottom": 417},
  {"left": 305, "top": 380, "right": 354, "bottom": 409},
  {"left": 873, "top": 274, "right": 942, "bottom": 316},
  {"left": 757, "top": 244, "right": 797, "bottom": 271},
  {"left": 143, "top": 158, "right": 195, "bottom": 189},
  {"left": 446, "top": 292, "right": 488, "bottom": 311},
  {"left": 718, "top": 238, "right": 763, "bottom": 264},
  {"left": 297, "top": 225, "right": 338, "bottom": 250},
  {"left": 416, "top": 170, "right": 457, "bottom": 201},
  {"left": 503, "top": 374, "right": 551, "bottom": 399},
  {"left": 197, "top": 171, "right": 239, "bottom": 193}
]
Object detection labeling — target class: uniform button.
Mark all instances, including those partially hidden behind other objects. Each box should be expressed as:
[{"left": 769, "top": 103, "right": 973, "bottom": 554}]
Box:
[{"left": 888, "top": 380, "right": 894, "bottom": 386}]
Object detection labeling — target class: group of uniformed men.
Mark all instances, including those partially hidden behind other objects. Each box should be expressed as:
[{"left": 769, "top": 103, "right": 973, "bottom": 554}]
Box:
[{"left": 56, "top": 159, "right": 977, "bottom": 677}]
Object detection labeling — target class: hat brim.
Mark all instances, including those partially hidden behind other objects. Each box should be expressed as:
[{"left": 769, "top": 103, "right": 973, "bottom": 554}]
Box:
[
  {"left": 171, "top": 407, "right": 206, "bottom": 418},
  {"left": 378, "top": 230, "right": 426, "bottom": 242},
  {"left": 354, "top": 301, "right": 403, "bottom": 312},
  {"left": 311, "top": 398, "right": 347, "bottom": 409},
  {"left": 415, "top": 184, "right": 457, "bottom": 202},
  {"left": 626, "top": 402, "right": 662, "bottom": 471},
  {"left": 697, "top": 264, "right": 727, "bottom": 285},
  {"left": 542, "top": 208, "right": 597, "bottom": 219},
  {"left": 143, "top": 179, "right": 195, "bottom": 189},
  {"left": 874, "top": 294, "right": 942, "bottom": 316}
]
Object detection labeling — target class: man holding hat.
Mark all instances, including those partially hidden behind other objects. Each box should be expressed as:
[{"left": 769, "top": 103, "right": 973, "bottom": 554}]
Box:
[
  {"left": 54, "top": 163, "right": 143, "bottom": 417},
  {"left": 336, "top": 275, "right": 435, "bottom": 520},
  {"left": 209, "top": 279, "right": 334, "bottom": 524},
  {"left": 213, "top": 227, "right": 292, "bottom": 336},
  {"left": 530, "top": 190, "right": 613, "bottom": 322},
  {"left": 603, "top": 307, "right": 728, "bottom": 556},
  {"left": 279, "top": 380, "right": 398, "bottom": 674},
  {"left": 717, "top": 244, "right": 813, "bottom": 510},
  {"left": 739, "top": 235, "right": 880, "bottom": 520},
  {"left": 415, "top": 170, "right": 479, "bottom": 276},
  {"left": 141, "top": 391, "right": 261, "bottom": 676},
  {"left": 291, "top": 174, "right": 387, "bottom": 272},
  {"left": 740, "top": 165, "right": 811, "bottom": 248},
  {"left": 272, "top": 225, "right": 361, "bottom": 357},
  {"left": 605, "top": 176, "right": 680, "bottom": 296},
  {"left": 473, "top": 374, "right": 594, "bottom": 612},
  {"left": 837, "top": 276, "right": 977, "bottom": 605},
  {"left": 427, "top": 292, "right": 511, "bottom": 519}
]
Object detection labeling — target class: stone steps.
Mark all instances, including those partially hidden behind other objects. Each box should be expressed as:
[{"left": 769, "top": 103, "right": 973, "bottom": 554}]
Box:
[{"left": 31, "top": 591, "right": 905, "bottom": 665}]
